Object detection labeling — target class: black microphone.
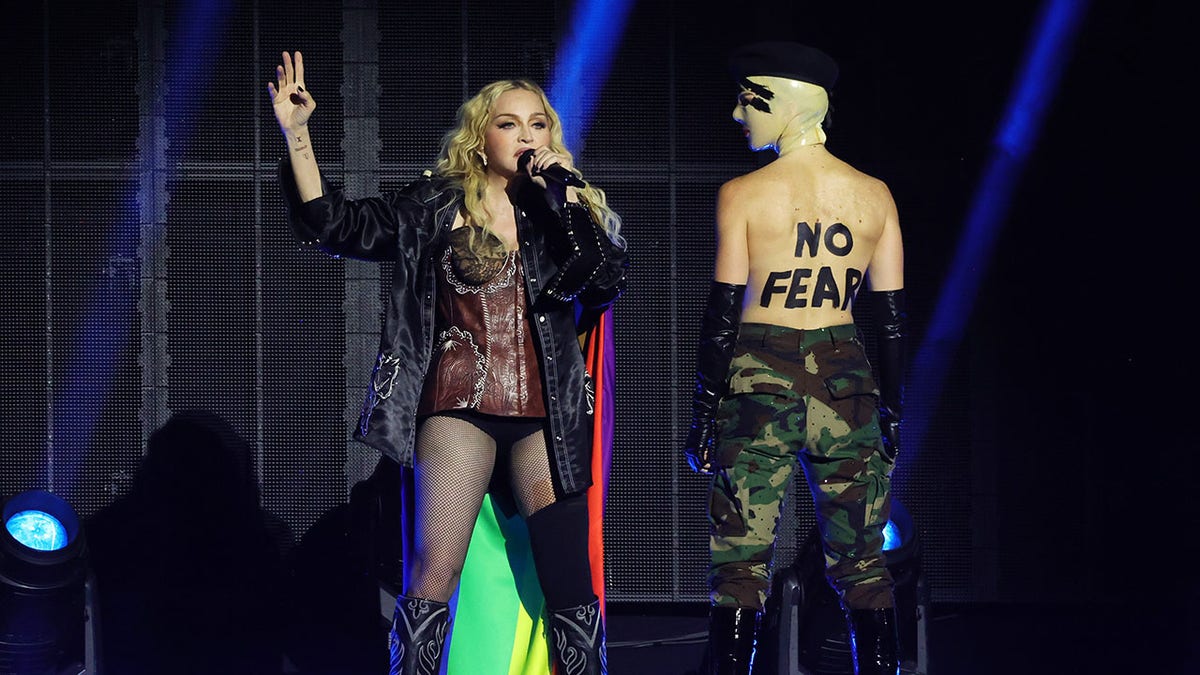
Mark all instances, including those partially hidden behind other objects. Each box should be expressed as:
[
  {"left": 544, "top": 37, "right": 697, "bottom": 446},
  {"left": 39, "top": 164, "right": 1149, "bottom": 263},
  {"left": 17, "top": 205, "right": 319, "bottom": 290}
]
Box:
[{"left": 517, "top": 149, "right": 585, "bottom": 188}]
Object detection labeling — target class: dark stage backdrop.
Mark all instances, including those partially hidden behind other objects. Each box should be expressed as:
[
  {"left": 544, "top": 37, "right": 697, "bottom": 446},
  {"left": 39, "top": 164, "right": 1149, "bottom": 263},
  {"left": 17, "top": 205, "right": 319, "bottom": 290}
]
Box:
[{"left": 6, "top": 0, "right": 1164, "bottom": 610}]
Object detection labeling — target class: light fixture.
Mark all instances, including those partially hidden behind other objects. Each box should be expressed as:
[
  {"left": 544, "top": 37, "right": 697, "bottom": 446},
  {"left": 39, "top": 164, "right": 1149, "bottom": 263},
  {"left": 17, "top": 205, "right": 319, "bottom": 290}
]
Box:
[{"left": 0, "top": 490, "right": 90, "bottom": 675}]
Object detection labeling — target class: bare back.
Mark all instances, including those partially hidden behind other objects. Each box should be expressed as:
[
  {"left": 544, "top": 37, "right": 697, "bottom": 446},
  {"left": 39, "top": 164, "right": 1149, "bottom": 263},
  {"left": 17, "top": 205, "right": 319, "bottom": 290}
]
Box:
[{"left": 713, "top": 146, "right": 903, "bottom": 330}]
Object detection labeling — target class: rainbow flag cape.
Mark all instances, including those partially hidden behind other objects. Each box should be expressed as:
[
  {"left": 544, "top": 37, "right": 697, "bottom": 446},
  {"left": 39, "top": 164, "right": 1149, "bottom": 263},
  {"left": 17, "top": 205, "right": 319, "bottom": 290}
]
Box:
[{"left": 401, "top": 308, "right": 614, "bottom": 674}]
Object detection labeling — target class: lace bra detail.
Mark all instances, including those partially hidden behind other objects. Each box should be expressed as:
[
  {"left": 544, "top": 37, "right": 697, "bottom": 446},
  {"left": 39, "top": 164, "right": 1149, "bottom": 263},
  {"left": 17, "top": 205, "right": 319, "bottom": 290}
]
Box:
[{"left": 448, "top": 225, "right": 509, "bottom": 286}]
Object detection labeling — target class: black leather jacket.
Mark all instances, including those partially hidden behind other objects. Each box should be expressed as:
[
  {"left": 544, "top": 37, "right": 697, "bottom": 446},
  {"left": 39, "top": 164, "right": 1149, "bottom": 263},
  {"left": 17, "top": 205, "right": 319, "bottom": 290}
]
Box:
[{"left": 279, "top": 162, "right": 627, "bottom": 495}]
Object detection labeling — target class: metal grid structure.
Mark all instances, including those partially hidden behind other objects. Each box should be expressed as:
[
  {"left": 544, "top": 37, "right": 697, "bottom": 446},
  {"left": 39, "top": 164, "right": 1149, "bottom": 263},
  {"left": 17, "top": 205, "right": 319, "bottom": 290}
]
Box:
[{"left": 0, "top": 0, "right": 976, "bottom": 606}]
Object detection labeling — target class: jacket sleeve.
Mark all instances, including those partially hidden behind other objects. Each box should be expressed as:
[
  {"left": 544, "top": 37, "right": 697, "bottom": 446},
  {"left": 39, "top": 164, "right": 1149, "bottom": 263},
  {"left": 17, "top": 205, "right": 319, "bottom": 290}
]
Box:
[
  {"left": 512, "top": 178, "right": 628, "bottom": 311},
  {"left": 278, "top": 159, "right": 431, "bottom": 263},
  {"left": 574, "top": 226, "right": 628, "bottom": 312}
]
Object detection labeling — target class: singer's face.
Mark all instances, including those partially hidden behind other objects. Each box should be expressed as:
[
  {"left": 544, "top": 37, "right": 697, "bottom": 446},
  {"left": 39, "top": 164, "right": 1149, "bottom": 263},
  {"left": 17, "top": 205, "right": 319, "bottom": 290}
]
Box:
[
  {"left": 482, "top": 88, "right": 552, "bottom": 177},
  {"left": 732, "top": 77, "right": 783, "bottom": 152}
]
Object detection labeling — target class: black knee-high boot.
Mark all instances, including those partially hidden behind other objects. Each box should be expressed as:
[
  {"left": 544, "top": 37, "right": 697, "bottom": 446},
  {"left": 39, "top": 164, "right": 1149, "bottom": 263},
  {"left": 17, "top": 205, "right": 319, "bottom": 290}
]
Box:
[
  {"left": 389, "top": 594, "right": 450, "bottom": 675},
  {"left": 548, "top": 599, "right": 606, "bottom": 675},
  {"left": 846, "top": 607, "right": 899, "bottom": 675},
  {"left": 707, "top": 606, "right": 759, "bottom": 675}
]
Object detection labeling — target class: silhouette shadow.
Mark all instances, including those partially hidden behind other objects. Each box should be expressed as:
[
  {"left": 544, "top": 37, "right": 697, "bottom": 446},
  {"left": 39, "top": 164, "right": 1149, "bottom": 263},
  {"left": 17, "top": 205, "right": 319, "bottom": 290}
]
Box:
[
  {"left": 85, "top": 410, "right": 290, "bottom": 675},
  {"left": 281, "top": 457, "right": 394, "bottom": 675}
]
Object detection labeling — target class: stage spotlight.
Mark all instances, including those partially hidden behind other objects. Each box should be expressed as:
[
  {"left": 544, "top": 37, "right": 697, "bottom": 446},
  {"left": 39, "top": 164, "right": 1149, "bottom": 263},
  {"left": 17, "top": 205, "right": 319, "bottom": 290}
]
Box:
[
  {"left": 760, "top": 497, "right": 929, "bottom": 675},
  {"left": 0, "top": 490, "right": 90, "bottom": 675}
]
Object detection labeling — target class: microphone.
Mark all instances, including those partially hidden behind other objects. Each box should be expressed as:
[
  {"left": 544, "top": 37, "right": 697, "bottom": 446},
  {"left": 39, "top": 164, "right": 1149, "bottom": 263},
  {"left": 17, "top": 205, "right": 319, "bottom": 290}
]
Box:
[{"left": 517, "top": 149, "right": 585, "bottom": 188}]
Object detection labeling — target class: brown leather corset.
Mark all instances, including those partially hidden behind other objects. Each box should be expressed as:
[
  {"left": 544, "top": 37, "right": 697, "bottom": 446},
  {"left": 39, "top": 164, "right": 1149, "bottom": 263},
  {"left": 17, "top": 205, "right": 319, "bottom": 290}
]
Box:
[{"left": 417, "top": 226, "right": 547, "bottom": 417}]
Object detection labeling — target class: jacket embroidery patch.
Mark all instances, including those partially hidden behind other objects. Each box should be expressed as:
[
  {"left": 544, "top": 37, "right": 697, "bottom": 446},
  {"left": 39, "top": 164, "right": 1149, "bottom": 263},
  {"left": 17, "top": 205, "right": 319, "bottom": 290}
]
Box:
[
  {"left": 584, "top": 373, "right": 595, "bottom": 416},
  {"left": 374, "top": 353, "right": 402, "bottom": 401},
  {"left": 361, "top": 353, "right": 402, "bottom": 435}
]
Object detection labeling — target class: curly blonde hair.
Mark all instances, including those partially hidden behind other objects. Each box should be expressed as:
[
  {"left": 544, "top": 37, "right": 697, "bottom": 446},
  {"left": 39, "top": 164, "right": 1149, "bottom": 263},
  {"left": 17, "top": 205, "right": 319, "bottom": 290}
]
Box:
[{"left": 434, "top": 79, "right": 623, "bottom": 249}]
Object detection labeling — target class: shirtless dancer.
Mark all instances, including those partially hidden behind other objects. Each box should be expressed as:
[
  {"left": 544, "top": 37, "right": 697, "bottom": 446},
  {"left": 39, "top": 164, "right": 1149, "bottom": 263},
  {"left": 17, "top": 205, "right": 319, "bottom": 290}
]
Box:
[{"left": 685, "top": 41, "right": 905, "bottom": 675}]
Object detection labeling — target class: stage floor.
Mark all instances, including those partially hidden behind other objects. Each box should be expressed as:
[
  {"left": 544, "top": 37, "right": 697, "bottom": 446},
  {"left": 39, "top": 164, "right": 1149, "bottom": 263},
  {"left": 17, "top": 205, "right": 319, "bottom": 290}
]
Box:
[
  {"left": 87, "top": 596, "right": 1193, "bottom": 674},
  {"left": 605, "top": 600, "right": 1194, "bottom": 675}
]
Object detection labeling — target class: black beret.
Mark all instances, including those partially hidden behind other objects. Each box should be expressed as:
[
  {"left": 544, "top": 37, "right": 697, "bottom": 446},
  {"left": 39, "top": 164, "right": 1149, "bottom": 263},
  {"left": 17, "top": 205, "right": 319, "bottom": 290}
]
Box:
[{"left": 727, "top": 41, "right": 839, "bottom": 91}]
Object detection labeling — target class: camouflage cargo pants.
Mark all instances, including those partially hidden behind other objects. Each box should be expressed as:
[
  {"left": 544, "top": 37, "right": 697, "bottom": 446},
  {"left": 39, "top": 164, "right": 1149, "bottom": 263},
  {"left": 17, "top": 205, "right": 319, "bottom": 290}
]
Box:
[{"left": 708, "top": 322, "right": 895, "bottom": 611}]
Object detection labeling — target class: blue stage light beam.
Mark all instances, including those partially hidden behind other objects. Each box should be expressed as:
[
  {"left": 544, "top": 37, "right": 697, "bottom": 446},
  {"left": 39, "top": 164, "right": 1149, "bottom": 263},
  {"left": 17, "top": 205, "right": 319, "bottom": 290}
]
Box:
[
  {"left": 547, "top": 0, "right": 635, "bottom": 153},
  {"left": 50, "top": 0, "right": 234, "bottom": 492},
  {"left": 903, "top": 0, "right": 1088, "bottom": 471}
]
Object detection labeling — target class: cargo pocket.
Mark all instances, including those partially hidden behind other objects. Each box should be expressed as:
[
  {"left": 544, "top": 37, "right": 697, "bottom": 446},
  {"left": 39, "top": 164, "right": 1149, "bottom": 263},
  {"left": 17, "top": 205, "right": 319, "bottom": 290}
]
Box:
[
  {"left": 821, "top": 365, "right": 882, "bottom": 444},
  {"left": 822, "top": 367, "right": 878, "bottom": 402}
]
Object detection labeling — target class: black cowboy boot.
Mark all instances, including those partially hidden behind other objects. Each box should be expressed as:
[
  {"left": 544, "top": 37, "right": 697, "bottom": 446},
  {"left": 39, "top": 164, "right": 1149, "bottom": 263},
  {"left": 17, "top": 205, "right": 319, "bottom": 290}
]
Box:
[
  {"left": 389, "top": 594, "right": 450, "bottom": 675},
  {"left": 846, "top": 607, "right": 900, "bottom": 675},
  {"left": 707, "top": 606, "right": 759, "bottom": 675},
  {"left": 548, "top": 599, "right": 607, "bottom": 675}
]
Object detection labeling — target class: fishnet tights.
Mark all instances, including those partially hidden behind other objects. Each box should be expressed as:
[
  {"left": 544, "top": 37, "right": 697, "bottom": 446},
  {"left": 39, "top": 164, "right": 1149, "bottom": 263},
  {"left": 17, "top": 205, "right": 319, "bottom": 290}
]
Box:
[{"left": 406, "top": 415, "right": 558, "bottom": 602}]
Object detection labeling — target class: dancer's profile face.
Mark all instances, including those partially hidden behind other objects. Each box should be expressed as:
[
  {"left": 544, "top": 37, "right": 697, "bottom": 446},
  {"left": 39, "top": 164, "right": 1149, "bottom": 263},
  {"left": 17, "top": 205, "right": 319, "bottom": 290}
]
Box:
[
  {"left": 732, "top": 77, "right": 783, "bottom": 152},
  {"left": 733, "top": 76, "right": 829, "bottom": 151}
]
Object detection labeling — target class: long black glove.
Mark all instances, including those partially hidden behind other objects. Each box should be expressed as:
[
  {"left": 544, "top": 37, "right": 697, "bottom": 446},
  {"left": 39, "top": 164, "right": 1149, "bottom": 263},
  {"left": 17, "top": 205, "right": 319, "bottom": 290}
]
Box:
[
  {"left": 870, "top": 289, "right": 906, "bottom": 460},
  {"left": 684, "top": 281, "right": 745, "bottom": 474}
]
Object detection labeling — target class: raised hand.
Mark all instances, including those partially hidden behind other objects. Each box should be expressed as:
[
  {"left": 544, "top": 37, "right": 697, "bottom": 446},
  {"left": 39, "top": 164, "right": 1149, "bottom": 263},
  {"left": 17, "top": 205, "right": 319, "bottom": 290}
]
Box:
[
  {"left": 267, "top": 50, "right": 316, "bottom": 134},
  {"left": 268, "top": 50, "right": 323, "bottom": 201}
]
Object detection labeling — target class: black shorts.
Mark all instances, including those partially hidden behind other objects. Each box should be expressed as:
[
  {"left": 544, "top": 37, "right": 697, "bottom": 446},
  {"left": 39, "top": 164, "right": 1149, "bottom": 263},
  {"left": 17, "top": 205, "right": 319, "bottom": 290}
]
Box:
[{"left": 420, "top": 409, "right": 548, "bottom": 451}]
